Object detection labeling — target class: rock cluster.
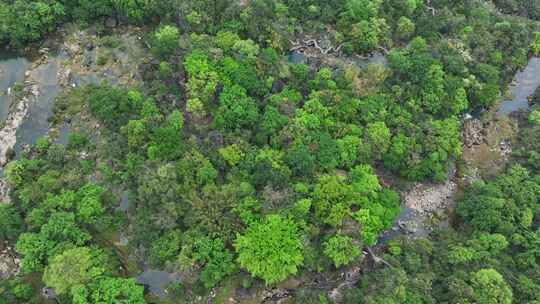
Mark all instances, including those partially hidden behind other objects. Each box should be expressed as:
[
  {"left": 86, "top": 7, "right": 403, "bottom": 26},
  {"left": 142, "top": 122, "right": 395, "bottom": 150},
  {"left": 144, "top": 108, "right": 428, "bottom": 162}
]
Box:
[
  {"left": 499, "top": 140, "right": 512, "bottom": 159},
  {"left": 462, "top": 118, "right": 485, "bottom": 147},
  {"left": 0, "top": 246, "right": 20, "bottom": 279},
  {"left": 403, "top": 177, "right": 456, "bottom": 215},
  {"left": 262, "top": 288, "right": 291, "bottom": 303}
]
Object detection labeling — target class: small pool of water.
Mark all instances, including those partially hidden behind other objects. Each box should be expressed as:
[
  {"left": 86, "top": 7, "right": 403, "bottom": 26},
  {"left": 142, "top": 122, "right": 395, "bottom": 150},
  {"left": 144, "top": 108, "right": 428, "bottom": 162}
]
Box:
[
  {"left": 497, "top": 57, "right": 540, "bottom": 116},
  {"left": 136, "top": 270, "right": 181, "bottom": 298}
]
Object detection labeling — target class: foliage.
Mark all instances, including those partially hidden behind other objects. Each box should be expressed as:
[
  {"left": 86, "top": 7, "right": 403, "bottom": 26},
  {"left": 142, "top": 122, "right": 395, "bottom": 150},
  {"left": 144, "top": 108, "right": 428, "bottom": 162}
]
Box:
[
  {"left": 151, "top": 25, "right": 180, "bottom": 59},
  {"left": 214, "top": 85, "right": 259, "bottom": 131},
  {"left": 43, "top": 247, "right": 107, "bottom": 295},
  {"left": 323, "top": 234, "right": 361, "bottom": 268},
  {"left": 235, "top": 215, "right": 304, "bottom": 284},
  {"left": 0, "top": 204, "right": 24, "bottom": 242},
  {"left": 2, "top": 0, "right": 540, "bottom": 301}
]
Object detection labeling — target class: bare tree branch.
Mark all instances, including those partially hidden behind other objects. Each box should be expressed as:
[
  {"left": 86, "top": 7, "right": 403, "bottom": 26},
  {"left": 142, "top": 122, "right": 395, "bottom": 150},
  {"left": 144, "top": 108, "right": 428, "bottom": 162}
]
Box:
[{"left": 366, "top": 246, "right": 392, "bottom": 268}]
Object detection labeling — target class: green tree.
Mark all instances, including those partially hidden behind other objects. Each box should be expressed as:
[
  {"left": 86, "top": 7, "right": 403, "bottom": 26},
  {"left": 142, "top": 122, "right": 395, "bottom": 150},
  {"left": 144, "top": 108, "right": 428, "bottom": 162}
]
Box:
[
  {"left": 43, "top": 247, "right": 107, "bottom": 295},
  {"left": 396, "top": 16, "right": 415, "bottom": 41},
  {"left": 471, "top": 269, "right": 513, "bottom": 304},
  {"left": 215, "top": 85, "right": 259, "bottom": 131},
  {"left": 184, "top": 52, "right": 219, "bottom": 117},
  {"left": 179, "top": 234, "right": 236, "bottom": 289},
  {"left": 349, "top": 19, "right": 384, "bottom": 53},
  {"left": 365, "top": 121, "right": 391, "bottom": 157},
  {"left": 531, "top": 31, "right": 540, "bottom": 56},
  {"left": 148, "top": 110, "right": 184, "bottom": 160},
  {"left": 151, "top": 25, "right": 180, "bottom": 59},
  {"left": 219, "top": 144, "right": 245, "bottom": 167},
  {"left": 337, "top": 135, "right": 362, "bottom": 169},
  {"left": 88, "top": 85, "right": 133, "bottom": 129},
  {"left": 529, "top": 109, "right": 540, "bottom": 125},
  {"left": 323, "top": 235, "right": 361, "bottom": 268},
  {"left": 149, "top": 230, "right": 182, "bottom": 267},
  {"left": 0, "top": 204, "right": 23, "bottom": 242},
  {"left": 342, "top": 0, "right": 382, "bottom": 22},
  {"left": 122, "top": 119, "right": 147, "bottom": 149},
  {"left": 16, "top": 212, "right": 91, "bottom": 273},
  {"left": 235, "top": 214, "right": 304, "bottom": 284},
  {"left": 74, "top": 277, "right": 146, "bottom": 304},
  {"left": 112, "top": 0, "right": 148, "bottom": 23},
  {"left": 1, "top": 0, "right": 65, "bottom": 47},
  {"left": 286, "top": 142, "right": 316, "bottom": 177},
  {"left": 261, "top": 105, "right": 288, "bottom": 136}
]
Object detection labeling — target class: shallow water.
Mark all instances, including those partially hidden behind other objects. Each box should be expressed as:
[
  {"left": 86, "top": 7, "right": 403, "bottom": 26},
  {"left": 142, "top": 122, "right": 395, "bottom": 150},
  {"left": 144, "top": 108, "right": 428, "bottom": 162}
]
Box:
[
  {"left": 288, "top": 51, "right": 306, "bottom": 64},
  {"left": 377, "top": 207, "right": 430, "bottom": 245},
  {"left": 497, "top": 57, "right": 540, "bottom": 116},
  {"left": 14, "top": 60, "right": 60, "bottom": 153},
  {"left": 54, "top": 123, "right": 71, "bottom": 145},
  {"left": 0, "top": 56, "right": 29, "bottom": 123},
  {"left": 136, "top": 270, "right": 181, "bottom": 298}
]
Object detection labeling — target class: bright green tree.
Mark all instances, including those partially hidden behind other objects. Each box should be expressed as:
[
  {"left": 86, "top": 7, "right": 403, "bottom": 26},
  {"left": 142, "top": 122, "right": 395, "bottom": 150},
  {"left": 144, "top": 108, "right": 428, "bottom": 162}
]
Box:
[
  {"left": 235, "top": 214, "right": 304, "bottom": 284},
  {"left": 323, "top": 235, "right": 361, "bottom": 267},
  {"left": 214, "top": 85, "right": 259, "bottom": 131},
  {"left": 471, "top": 269, "right": 513, "bottom": 304}
]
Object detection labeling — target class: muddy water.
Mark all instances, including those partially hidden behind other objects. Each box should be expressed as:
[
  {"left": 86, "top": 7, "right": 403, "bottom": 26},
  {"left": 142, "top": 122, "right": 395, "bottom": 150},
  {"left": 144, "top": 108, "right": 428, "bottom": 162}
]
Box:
[
  {"left": 498, "top": 57, "right": 540, "bottom": 116},
  {"left": 0, "top": 55, "right": 29, "bottom": 123}
]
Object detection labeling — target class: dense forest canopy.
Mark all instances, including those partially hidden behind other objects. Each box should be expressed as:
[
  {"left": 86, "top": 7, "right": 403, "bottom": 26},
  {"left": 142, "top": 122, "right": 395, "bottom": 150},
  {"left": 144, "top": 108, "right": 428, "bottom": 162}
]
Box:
[{"left": 0, "top": 0, "right": 539, "bottom": 303}]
